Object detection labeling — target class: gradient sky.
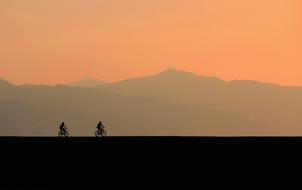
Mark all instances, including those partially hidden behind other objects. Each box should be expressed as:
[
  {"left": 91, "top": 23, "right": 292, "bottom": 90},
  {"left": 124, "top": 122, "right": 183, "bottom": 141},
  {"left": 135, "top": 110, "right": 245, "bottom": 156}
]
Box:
[{"left": 0, "top": 0, "right": 301, "bottom": 86}]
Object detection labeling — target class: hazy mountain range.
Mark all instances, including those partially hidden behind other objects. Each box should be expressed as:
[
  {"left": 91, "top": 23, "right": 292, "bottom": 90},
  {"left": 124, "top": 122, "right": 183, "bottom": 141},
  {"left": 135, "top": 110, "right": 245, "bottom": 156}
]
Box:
[
  {"left": 0, "top": 68, "right": 301, "bottom": 136},
  {"left": 70, "top": 78, "right": 106, "bottom": 88}
]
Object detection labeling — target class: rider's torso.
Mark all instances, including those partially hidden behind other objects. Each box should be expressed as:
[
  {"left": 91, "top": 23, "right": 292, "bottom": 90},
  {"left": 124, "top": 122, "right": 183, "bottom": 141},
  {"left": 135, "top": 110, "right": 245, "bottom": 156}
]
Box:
[{"left": 60, "top": 126, "right": 66, "bottom": 131}]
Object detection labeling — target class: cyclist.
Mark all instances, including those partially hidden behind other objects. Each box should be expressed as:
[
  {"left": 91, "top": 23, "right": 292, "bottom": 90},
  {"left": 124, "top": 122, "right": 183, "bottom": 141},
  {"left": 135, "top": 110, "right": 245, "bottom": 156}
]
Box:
[
  {"left": 96, "top": 121, "right": 105, "bottom": 131},
  {"left": 59, "top": 122, "right": 68, "bottom": 133}
]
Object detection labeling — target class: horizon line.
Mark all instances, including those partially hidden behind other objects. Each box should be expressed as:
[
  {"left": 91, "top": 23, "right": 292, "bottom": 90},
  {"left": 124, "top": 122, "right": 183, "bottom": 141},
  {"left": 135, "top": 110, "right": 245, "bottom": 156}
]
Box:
[{"left": 1, "top": 68, "right": 301, "bottom": 88}]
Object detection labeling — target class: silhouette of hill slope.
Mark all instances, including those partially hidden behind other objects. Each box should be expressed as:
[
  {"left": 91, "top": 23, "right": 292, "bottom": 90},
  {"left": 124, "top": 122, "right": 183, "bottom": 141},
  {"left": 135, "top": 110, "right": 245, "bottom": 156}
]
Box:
[
  {"left": 70, "top": 78, "right": 106, "bottom": 87},
  {"left": 0, "top": 77, "right": 13, "bottom": 87},
  {"left": 98, "top": 68, "right": 302, "bottom": 134}
]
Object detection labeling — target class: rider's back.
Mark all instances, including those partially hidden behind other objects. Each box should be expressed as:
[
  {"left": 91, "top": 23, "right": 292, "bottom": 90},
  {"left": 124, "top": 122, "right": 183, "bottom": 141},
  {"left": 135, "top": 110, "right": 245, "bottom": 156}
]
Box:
[
  {"left": 60, "top": 122, "right": 66, "bottom": 131},
  {"left": 97, "top": 122, "right": 103, "bottom": 130}
]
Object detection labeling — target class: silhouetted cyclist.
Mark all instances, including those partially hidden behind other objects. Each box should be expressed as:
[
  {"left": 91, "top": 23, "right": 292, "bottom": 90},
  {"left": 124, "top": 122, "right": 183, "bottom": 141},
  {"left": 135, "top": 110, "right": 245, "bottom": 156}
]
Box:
[
  {"left": 95, "top": 121, "right": 106, "bottom": 137},
  {"left": 97, "top": 121, "right": 105, "bottom": 131},
  {"left": 58, "top": 122, "right": 69, "bottom": 137},
  {"left": 60, "top": 122, "right": 68, "bottom": 132}
]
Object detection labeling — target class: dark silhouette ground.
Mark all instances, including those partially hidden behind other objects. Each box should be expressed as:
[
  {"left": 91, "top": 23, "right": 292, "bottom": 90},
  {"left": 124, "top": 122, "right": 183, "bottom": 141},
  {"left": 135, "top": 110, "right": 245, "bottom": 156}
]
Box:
[{"left": 1, "top": 137, "right": 302, "bottom": 189}]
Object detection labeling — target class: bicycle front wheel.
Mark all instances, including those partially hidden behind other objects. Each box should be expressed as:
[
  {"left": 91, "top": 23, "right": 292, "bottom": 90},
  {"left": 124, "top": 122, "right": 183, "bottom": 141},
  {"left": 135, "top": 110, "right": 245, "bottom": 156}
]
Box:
[
  {"left": 64, "top": 131, "right": 69, "bottom": 137},
  {"left": 101, "top": 130, "right": 107, "bottom": 137}
]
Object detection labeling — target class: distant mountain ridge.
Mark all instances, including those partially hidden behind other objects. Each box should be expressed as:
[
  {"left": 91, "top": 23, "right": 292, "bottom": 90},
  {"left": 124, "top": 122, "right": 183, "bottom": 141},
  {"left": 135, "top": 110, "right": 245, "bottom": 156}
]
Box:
[
  {"left": 0, "top": 77, "right": 14, "bottom": 88},
  {"left": 0, "top": 69, "right": 301, "bottom": 136},
  {"left": 97, "top": 68, "right": 302, "bottom": 135},
  {"left": 70, "top": 78, "right": 106, "bottom": 88}
]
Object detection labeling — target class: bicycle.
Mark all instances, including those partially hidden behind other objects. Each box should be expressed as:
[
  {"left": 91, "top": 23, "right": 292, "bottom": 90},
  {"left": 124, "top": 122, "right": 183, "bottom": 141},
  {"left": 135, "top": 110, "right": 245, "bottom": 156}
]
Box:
[
  {"left": 95, "top": 129, "right": 107, "bottom": 137},
  {"left": 58, "top": 130, "right": 69, "bottom": 137}
]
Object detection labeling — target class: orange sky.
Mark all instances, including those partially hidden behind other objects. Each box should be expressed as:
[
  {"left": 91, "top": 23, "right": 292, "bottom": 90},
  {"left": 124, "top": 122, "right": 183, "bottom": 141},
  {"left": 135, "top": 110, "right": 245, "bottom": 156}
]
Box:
[{"left": 0, "top": 0, "right": 301, "bottom": 86}]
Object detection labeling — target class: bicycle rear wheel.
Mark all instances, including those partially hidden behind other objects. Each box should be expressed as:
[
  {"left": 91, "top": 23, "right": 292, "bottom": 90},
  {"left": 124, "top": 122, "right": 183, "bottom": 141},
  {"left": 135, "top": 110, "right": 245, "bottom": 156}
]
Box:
[{"left": 95, "top": 130, "right": 100, "bottom": 137}]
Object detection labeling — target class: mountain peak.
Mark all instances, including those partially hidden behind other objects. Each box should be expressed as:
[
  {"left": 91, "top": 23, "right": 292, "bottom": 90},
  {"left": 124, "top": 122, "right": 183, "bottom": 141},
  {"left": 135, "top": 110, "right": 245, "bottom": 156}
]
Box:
[
  {"left": 70, "top": 78, "right": 106, "bottom": 88},
  {"left": 150, "top": 68, "right": 225, "bottom": 84},
  {"left": 157, "top": 67, "right": 199, "bottom": 77}
]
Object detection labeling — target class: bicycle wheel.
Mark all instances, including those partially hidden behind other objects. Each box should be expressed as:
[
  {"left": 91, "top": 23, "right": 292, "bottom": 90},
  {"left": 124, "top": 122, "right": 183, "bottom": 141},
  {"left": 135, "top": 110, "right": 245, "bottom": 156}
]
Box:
[
  {"left": 58, "top": 131, "right": 62, "bottom": 137},
  {"left": 95, "top": 130, "right": 100, "bottom": 137},
  {"left": 64, "top": 131, "right": 69, "bottom": 137},
  {"left": 101, "top": 130, "right": 107, "bottom": 137}
]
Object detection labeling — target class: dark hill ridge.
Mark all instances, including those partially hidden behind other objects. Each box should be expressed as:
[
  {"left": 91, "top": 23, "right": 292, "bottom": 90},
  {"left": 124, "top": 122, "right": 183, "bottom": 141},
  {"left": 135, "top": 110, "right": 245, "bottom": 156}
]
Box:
[{"left": 1, "top": 137, "right": 301, "bottom": 189}]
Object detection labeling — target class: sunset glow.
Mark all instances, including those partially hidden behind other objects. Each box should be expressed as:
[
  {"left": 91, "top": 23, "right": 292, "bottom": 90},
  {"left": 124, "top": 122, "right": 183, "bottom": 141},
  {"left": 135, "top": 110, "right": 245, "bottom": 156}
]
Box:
[{"left": 0, "top": 0, "right": 301, "bottom": 86}]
